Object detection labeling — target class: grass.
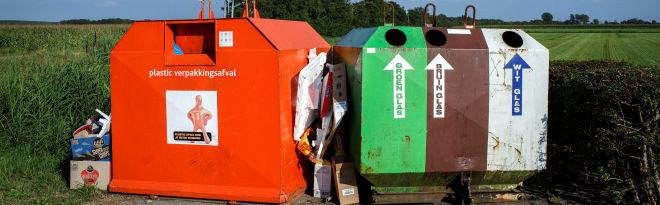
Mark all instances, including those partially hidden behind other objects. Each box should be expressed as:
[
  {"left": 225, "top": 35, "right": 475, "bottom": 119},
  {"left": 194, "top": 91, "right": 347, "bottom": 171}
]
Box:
[
  {"left": 483, "top": 24, "right": 660, "bottom": 33},
  {"left": 0, "top": 24, "right": 126, "bottom": 204},
  {"left": 0, "top": 24, "right": 658, "bottom": 204},
  {"left": 530, "top": 32, "right": 660, "bottom": 67}
]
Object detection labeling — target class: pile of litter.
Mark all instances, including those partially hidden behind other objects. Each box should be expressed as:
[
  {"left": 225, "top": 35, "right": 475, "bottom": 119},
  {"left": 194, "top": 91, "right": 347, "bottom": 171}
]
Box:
[
  {"left": 293, "top": 49, "right": 358, "bottom": 204},
  {"left": 69, "top": 109, "right": 112, "bottom": 190}
]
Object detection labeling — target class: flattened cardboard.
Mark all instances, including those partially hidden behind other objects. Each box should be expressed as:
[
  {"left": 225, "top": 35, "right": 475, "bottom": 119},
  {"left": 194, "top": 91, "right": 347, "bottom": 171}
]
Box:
[
  {"left": 70, "top": 161, "right": 111, "bottom": 190},
  {"left": 333, "top": 161, "right": 360, "bottom": 205}
]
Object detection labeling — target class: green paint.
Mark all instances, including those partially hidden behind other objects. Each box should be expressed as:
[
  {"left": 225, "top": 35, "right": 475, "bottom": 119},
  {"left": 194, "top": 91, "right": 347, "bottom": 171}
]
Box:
[{"left": 345, "top": 26, "right": 428, "bottom": 175}]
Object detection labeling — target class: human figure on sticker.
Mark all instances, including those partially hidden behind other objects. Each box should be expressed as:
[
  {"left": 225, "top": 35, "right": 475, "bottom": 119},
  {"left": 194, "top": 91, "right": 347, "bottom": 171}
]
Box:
[{"left": 187, "top": 95, "right": 213, "bottom": 144}]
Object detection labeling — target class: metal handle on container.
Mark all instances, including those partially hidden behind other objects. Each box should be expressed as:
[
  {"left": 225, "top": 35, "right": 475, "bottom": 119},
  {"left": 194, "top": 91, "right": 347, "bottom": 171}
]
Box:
[
  {"left": 463, "top": 5, "right": 476, "bottom": 29},
  {"left": 423, "top": 3, "right": 437, "bottom": 27},
  {"left": 198, "top": 0, "right": 216, "bottom": 19},
  {"left": 383, "top": 2, "right": 395, "bottom": 26},
  {"left": 198, "top": 0, "right": 205, "bottom": 19},
  {"left": 208, "top": 0, "right": 215, "bottom": 19},
  {"left": 242, "top": 0, "right": 261, "bottom": 18}
]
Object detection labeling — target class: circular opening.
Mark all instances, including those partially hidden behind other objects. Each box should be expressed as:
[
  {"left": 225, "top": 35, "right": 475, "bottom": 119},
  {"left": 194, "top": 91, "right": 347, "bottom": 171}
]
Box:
[
  {"left": 425, "top": 30, "right": 447, "bottom": 47},
  {"left": 502, "top": 31, "right": 523, "bottom": 48},
  {"left": 385, "top": 29, "right": 407, "bottom": 47}
]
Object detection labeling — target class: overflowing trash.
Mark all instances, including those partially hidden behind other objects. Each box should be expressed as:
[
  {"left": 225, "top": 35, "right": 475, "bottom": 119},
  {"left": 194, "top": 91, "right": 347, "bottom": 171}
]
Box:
[
  {"left": 69, "top": 109, "right": 112, "bottom": 190},
  {"left": 293, "top": 48, "right": 358, "bottom": 204}
]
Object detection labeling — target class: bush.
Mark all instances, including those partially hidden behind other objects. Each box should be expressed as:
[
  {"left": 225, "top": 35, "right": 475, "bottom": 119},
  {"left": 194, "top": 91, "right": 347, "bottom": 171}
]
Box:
[{"left": 525, "top": 61, "right": 660, "bottom": 204}]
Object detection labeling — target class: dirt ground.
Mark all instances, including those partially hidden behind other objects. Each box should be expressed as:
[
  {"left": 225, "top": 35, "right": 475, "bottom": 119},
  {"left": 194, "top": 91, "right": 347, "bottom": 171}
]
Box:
[
  {"left": 86, "top": 192, "right": 336, "bottom": 205},
  {"left": 85, "top": 191, "right": 574, "bottom": 205}
]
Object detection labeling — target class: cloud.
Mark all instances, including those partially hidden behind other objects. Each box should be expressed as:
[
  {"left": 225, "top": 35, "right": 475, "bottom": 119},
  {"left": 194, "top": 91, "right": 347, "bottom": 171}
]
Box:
[{"left": 99, "top": 0, "right": 118, "bottom": 7}]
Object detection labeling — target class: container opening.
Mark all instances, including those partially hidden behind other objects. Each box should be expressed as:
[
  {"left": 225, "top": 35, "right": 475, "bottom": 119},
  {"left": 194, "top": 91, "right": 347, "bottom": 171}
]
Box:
[
  {"left": 385, "top": 29, "right": 407, "bottom": 47},
  {"left": 165, "top": 22, "right": 216, "bottom": 66},
  {"left": 502, "top": 31, "right": 523, "bottom": 48},
  {"left": 170, "top": 23, "right": 215, "bottom": 55},
  {"left": 425, "top": 30, "right": 447, "bottom": 47}
]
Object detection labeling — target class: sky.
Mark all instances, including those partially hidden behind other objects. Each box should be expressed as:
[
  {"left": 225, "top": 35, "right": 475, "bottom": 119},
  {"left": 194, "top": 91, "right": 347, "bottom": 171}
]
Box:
[{"left": 0, "top": 0, "right": 658, "bottom": 22}]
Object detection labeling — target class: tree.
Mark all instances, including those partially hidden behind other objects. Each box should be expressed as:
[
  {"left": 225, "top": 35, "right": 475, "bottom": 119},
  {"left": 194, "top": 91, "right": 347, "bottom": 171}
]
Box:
[
  {"left": 541, "top": 12, "right": 553, "bottom": 24},
  {"left": 592, "top": 18, "right": 600, "bottom": 25},
  {"left": 230, "top": 0, "right": 353, "bottom": 37},
  {"left": 621, "top": 18, "right": 646, "bottom": 24},
  {"left": 407, "top": 7, "right": 424, "bottom": 27},
  {"left": 352, "top": 0, "right": 407, "bottom": 28},
  {"left": 653, "top": 20, "right": 658, "bottom": 24},
  {"left": 568, "top": 14, "right": 590, "bottom": 24}
]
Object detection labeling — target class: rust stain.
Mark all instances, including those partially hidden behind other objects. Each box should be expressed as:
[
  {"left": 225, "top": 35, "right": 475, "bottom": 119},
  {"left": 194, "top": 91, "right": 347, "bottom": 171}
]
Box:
[
  {"left": 363, "top": 166, "right": 374, "bottom": 174},
  {"left": 491, "top": 136, "right": 501, "bottom": 150},
  {"left": 368, "top": 148, "right": 382, "bottom": 160},
  {"left": 456, "top": 157, "right": 474, "bottom": 170},
  {"left": 514, "top": 148, "right": 523, "bottom": 164},
  {"left": 495, "top": 193, "right": 522, "bottom": 201}
]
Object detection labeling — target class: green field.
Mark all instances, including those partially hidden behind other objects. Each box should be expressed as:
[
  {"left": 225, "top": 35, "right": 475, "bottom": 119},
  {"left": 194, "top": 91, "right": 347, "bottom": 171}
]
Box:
[
  {"left": 530, "top": 32, "right": 660, "bottom": 66},
  {"left": 0, "top": 24, "right": 658, "bottom": 204}
]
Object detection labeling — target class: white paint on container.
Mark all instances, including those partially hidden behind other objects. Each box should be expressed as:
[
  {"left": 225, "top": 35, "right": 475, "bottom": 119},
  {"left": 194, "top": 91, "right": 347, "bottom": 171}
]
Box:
[{"left": 482, "top": 29, "right": 549, "bottom": 171}]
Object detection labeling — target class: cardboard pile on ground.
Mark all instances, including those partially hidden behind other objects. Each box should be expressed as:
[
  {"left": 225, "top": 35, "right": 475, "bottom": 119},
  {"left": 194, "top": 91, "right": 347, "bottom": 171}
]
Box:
[{"left": 70, "top": 109, "right": 112, "bottom": 190}]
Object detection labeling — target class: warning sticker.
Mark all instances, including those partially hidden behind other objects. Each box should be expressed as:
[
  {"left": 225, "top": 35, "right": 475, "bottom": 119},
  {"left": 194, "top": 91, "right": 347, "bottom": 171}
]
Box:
[
  {"left": 219, "top": 31, "right": 233, "bottom": 47},
  {"left": 166, "top": 90, "right": 219, "bottom": 146}
]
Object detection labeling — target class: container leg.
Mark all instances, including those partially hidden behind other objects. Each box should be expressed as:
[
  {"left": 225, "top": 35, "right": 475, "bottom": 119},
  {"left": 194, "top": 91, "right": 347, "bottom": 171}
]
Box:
[
  {"left": 460, "top": 172, "right": 473, "bottom": 205},
  {"left": 446, "top": 172, "right": 473, "bottom": 205}
]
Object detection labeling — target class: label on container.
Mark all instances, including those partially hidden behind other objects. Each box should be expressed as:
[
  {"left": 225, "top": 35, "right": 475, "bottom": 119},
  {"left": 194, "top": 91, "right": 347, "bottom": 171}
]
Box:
[
  {"left": 366, "top": 48, "right": 376, "bottom": 54},
  {"left": 219, "top": 31, "right": 233, "bottom": 47},
  {"left": 166, "top": 90, "right": 219, "bottom": 146},
  {"left": 504, "top": 53, "right": 531, "bottom": 116},
  {"left": 385, "top": 54, "right": 413, "bottom": 119},
  {"left": 425, "top": 54, "right": 454, "bottom": 118},
  {"left": 447, "top": 29, "right": 471, "bottom": 35},
  {"left": 342, "top": 188, "right": 355, "bottom": 196}
]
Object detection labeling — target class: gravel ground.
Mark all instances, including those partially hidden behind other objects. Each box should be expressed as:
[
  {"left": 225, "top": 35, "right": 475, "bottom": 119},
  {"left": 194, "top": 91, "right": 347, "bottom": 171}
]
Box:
[{"left": 86, "top": 192, "right": 336, "bottom": 205}]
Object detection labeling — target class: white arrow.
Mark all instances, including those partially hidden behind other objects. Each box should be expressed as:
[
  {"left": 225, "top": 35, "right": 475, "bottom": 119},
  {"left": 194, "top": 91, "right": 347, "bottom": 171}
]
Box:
[
  {"left": 384, "top": 54, "right": 414, "bottom": 119},
  {"left": 425, "top": 54, "right": 454, "bottom": 118}
]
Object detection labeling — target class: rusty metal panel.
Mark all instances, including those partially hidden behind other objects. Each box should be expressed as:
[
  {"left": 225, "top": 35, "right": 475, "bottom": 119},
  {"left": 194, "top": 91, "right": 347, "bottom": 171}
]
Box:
[
  {"left": 482, "top": 29, "right": 548, "bottom": 171},
  {"left": 423, "top": 28, "right": 489, "bottom": 172}
]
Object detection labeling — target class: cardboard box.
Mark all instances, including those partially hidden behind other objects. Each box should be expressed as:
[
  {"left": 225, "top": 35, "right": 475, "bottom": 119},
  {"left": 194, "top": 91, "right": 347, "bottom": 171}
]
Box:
[
  {"left": 70, "top": 134, "right": 111, "bottom": 161},
  {"left": 70, "top": 160, "right": 111, "bottom": 190},
  {"left": 313, "top": 162, "right": 332, "bottom": 198},
  {"left": 332, "top": 161, "right": 360, "bottom": 205}
]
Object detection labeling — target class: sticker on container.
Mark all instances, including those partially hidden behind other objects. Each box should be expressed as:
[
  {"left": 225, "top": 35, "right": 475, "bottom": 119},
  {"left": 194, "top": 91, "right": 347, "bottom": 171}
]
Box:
[
  {"left": 166, "top": 90, "right": 219, "bottom": 146},
  {"left": 366, "top": 48, "right": 376, "bottom": 54},
  {"left": 447, "top": 29, "right": 471, "bottom": 35},
  {"left": 219, "top": 31, "right": 233, "bottom": 47},
  {"left": 504, "top": 53, "right": 531, "bottom": 116},
  {"left": 342, "top": 188, "right": 355, "bottom": 196}
]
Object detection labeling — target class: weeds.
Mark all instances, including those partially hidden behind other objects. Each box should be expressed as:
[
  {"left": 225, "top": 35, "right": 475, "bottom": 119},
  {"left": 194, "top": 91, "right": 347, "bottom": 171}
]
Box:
[
  {"left": 0, "top": 24, "right": 126, "bottom": 204},
  {"left": 525, "top": 61, "right": 660, "bottom": 204}
]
